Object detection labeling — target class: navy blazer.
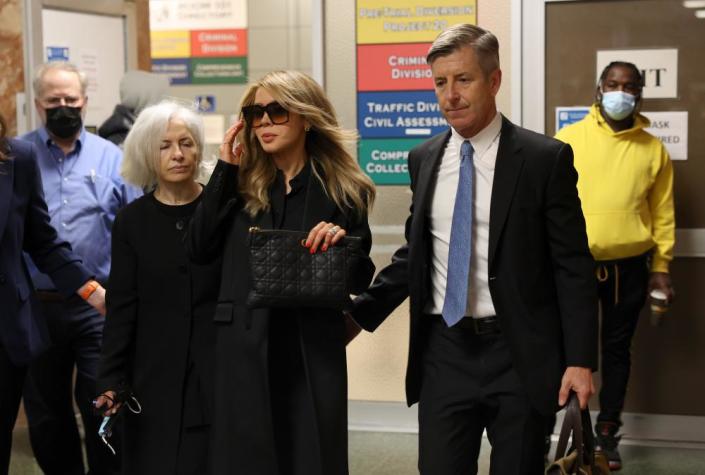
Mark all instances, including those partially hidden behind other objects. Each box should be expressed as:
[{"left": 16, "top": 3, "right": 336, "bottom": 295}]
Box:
[{"left": 0, "top": 138, "right": 91, "bottom": 365}]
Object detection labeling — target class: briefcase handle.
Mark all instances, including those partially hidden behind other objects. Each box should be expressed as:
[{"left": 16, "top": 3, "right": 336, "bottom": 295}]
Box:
[{"left": 554, "top": 392, "right": 597, "bottom": 468}]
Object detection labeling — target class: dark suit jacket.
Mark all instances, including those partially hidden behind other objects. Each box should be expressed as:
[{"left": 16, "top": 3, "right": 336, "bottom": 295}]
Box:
[
  {"left": 353, "top": 117, "right": 597, "bottom": 416},
  {"left": 0, "top": 138, "right": 91, "bottom": 365},
  {"left": 187, "top": 160, "right": 375, "bottom": 475}
]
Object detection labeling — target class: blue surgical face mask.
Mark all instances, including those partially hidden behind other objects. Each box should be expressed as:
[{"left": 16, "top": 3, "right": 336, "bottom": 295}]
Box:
[{"left": 600, "top": 91, "right": 636, "bottom": 121}]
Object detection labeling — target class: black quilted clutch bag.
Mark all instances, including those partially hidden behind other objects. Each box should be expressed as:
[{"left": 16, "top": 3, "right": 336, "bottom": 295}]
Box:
[{"left": 246, "top": 227, "right": 363, "bottom": 310}]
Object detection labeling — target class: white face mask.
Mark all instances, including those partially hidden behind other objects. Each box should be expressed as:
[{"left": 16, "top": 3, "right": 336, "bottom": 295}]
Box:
[{"left": 600, "top": 91, "right": 636, "bottom": 121}]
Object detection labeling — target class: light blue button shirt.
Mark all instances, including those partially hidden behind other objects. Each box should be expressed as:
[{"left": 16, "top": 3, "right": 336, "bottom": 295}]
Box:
[{"left": 19, "top": 127, "right": 142, "bottom": 288}]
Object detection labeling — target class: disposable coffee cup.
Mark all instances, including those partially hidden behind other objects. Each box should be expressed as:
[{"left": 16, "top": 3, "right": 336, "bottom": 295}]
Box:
[{"left": 649, "top": 289, "right": 669, "bottom": 326}]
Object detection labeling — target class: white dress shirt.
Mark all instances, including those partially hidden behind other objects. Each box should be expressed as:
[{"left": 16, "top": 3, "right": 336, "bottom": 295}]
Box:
[{"left": 425, "top": 112, "right": 502, "bottom": 318}]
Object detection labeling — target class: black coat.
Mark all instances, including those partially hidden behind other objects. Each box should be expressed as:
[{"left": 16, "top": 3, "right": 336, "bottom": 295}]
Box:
[
  {"left": 97, "top": 105, "right": 136, "bottom": 146},
  {"left": 187, "top": 160, "right": 375, "bottom": 475},
  {"left": 0, "top": 138, "right": 91, "bottom": 365},
  {"left": 353, "top": 117, "right": 598, "bottom": 416},
  {"left": 98, "top": 193, "right": 221, "bottom": 474}
]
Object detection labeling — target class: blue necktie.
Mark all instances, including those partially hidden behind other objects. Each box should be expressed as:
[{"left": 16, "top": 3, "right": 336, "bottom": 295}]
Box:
[{"left": 442, "top": 140, "right": 474, "bottom": 327}]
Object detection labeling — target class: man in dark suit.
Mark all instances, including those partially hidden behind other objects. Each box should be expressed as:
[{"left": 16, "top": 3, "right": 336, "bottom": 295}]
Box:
[
  {"left": 0, "top": 115, "right": 104, "bottom": 472},
  {"left": 350, "top": 24, "right": 598, "bottom": 474}
]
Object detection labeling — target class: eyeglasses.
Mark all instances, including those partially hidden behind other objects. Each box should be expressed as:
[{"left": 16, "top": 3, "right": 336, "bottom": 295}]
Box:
[{"left": 241, "top": 102, "right": 289, "bottom": 128}]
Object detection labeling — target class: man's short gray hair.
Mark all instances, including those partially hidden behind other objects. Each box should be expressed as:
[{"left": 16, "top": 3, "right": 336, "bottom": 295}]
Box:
[
  {"left": 121, "top": 101, "right": 204, "bottom": 189},
  {"left": 33, "top": 62, "right": 88, "bottom": 98},
  {"left": 426, "top": 24, "right": 500, "bottom": 76}
]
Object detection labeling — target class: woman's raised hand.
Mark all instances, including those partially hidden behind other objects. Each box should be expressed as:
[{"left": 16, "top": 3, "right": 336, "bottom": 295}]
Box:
[
  {"left": 219, "top": 120, "right": 245, "bottom": 165},
  {"left": 305, "top": 221, "right": 347, "bottom": 254}
]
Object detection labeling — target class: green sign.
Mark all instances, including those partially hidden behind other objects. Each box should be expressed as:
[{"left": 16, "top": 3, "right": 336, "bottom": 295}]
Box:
[
  {"left": 358, "top": 138, "right": 425, "bottom": 185},
  {"left": 191, "top": 57, "right": 248, "bottom": 84}
]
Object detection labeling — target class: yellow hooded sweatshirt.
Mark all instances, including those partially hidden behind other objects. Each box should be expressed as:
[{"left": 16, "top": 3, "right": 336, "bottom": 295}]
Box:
[{"left": 555, "top": 104, "right": 674, "bottom": 273}]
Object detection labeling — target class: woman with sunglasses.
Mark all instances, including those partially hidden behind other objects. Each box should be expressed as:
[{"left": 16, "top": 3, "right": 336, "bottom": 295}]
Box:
[{"left": 188, "top": 70, "right": 376, "bottom": 475}]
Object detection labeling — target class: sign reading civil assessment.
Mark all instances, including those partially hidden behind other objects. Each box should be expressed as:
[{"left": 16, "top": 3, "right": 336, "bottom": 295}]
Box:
[
  {"left": 355, "top": 0, "right": 476, "bottom": 185},
  {"left": 358, "top": 91, "right": 448, "bottom": 138},
  {"left": 149, "top": 0, "right": 248, "bottom": 85}
]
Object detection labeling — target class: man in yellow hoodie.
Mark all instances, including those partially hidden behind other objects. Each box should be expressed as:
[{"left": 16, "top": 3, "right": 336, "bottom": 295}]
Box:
[{"left": 555, "top": 61, "right": 675, "bottom": 471}]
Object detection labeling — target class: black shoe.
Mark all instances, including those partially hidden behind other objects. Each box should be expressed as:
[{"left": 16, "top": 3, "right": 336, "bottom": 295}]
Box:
[{"left": 595, "top": 421, "right": 622, "bottom": 471}]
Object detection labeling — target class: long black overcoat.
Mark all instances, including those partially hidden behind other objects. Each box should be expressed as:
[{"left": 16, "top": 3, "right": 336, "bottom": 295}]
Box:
[
  {"left": 187, "top": 160, "right": 375, "bottom": 475},
  {"left": 98, "top": 193, "right": 221, "bottom": 474}
]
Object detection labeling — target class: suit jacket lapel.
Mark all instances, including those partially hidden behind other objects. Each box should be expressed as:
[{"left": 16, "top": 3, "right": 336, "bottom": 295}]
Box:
[
  {"left": 414, "top": 131, "right": 451, "bottom": 223},
  {"left": 488, "top": 117, "right": 525, "bottom": 270},
  {"left": 0, "top": 157, "right": 14, "bottom": 239}
]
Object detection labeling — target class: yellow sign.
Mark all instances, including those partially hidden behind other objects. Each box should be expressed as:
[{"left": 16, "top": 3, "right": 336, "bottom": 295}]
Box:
[
  {"left": 150, "top": 30, "right": 190, "bottom": 58},
  {"left": 357, "top": 1, "right": 476, "bottom": 44}
]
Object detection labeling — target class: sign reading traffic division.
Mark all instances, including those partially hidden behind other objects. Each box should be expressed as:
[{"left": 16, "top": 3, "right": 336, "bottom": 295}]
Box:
[{"left": 357, "top": 91, "right": 448, "bottom": 138}]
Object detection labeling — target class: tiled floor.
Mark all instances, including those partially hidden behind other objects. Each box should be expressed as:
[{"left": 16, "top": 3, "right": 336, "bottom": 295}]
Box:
[
  {"left": 349, "top": 431, "right": 705, "bottom": 475},
  {"left": 10, "top": 427, "right": 705, "bottom": 474}
]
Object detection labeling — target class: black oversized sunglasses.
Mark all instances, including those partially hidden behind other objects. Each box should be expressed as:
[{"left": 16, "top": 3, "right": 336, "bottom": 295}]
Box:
[{"left": 241, "top": 102, "right": 290, "bottom": 128}]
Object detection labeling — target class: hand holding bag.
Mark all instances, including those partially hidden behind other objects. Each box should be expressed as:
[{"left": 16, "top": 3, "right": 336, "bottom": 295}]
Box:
[
  {"left": 246, "top": 227, "right": 363, "bottom": 310},
  {"left": 546, "top": 393, "right": 610, "bottom": 475}
]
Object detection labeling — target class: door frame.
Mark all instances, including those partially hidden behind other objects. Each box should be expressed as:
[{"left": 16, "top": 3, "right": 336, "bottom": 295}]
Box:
[
  {"left": 520, "top": 0, "right": 705, "bottom": 257},
  {"left": 22, "top": 0, "right": 136, "bottom": 131}
]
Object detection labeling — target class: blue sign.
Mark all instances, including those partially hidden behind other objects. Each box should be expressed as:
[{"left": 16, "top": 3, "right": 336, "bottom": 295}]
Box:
[
  {"left": 152, "top": 58, "right": 191, "bottom": 85},
  {"left": 556, "top": 106, "right": 590, "bottom": 132},
  {"left": 357, "top": 90, "right": 448, "bottom": 139},
  {"left": 195, "top": 95, "right": 216, "bottom": 113},
  {"left": 46, "top": 46, "right": 69, "bottom": 62}
]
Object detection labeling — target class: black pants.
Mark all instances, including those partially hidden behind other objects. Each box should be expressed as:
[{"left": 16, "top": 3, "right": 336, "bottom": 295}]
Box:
[
  {"left": 418, "top": 317, "right": 545, "bottom": 475},
  {"left": 0, "top": 343, "right": 26, "bottom": 475},
  {"left": 22, "top": 296, "right": 120, "bottom": 475},
  {"left": 596, "top": 254, "right": 649, "bottom": 425}
]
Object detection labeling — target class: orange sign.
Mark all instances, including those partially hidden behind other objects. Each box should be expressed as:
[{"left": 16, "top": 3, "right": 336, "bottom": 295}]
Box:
[
  {"left": 190, "top": 29, "right": 248, "bottom": 57},
  {"left": 358, "top": 43, "right": 433, "bottom": 92}
]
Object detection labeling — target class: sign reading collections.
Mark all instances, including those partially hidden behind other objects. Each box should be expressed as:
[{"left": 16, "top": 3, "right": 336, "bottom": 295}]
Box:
[
  {"left": 356, "top": 1, "right": 476, "bottom": 185},
  {"left": 149, "top": 0, "right": 248, "bottom": 85}
]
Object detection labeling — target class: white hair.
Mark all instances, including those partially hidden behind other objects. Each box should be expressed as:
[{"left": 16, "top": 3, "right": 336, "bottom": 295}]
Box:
[
  {"left": 33, "top": 62, "right": 88, "bottom": 97},
  {"left": 121, "top": 101, "right": 204, "bottom": 189}
]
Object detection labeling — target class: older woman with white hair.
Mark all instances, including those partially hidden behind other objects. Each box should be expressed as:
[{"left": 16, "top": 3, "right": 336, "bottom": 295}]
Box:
[{"left": 95, "top": 101, "right": 221, "bottom": 474}]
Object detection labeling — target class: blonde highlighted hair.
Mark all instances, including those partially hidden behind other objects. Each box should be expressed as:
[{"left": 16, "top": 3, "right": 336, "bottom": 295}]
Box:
[{"left": 237, "top": 70, "right": 375, "bottom": 218}]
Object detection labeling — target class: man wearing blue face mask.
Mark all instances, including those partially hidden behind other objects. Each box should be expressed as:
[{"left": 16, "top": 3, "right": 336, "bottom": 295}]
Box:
[{"left": 554, "top": 61, "right": 675, "bottom": 471}]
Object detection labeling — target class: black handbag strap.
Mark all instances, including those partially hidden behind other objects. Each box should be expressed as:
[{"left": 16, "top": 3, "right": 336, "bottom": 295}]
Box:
[{"left": 554, "top": 392, "right": 588, "bottom": 470}]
